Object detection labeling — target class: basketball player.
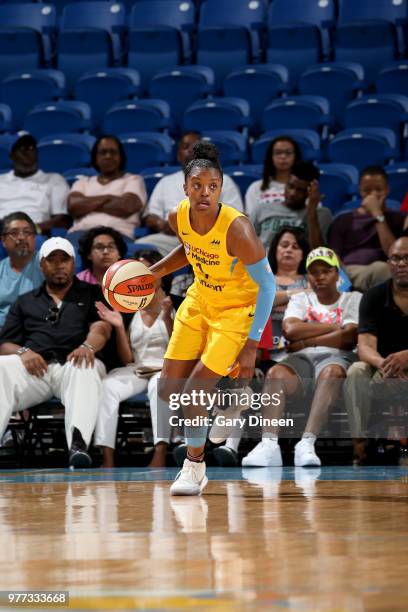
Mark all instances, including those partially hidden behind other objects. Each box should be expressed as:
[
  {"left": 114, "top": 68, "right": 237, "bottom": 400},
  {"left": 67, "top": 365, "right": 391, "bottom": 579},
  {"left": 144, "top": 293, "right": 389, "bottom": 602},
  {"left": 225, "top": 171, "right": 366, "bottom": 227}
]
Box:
[{"left": 150, "top": 142, "right": 276, "bottom": 495}]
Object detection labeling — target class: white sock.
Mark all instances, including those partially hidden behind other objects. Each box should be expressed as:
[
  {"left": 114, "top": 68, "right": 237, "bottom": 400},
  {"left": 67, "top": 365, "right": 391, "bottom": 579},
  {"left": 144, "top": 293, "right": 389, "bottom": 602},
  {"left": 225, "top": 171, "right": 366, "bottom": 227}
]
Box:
[
  {"left": 262, "top": 433, "right": 279, "bottom": 443},
  {"left": 302, "top": 432, "right": 317, "bottom": 444}
]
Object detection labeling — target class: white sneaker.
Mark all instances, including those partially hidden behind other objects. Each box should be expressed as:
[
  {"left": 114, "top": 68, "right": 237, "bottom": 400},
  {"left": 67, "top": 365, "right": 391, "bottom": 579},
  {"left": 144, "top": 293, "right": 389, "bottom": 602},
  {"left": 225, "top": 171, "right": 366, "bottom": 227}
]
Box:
[
  {"left": 209, "top": 386, "right": 252, "bottom": 444},
  {"left": 294, "top": 439, "right": 321, "bottom": 467},
  {"left": 242, "top": 439, "right": 283, "bottom": 467},
  {"left": 170, "top": 459, "right": 208, "bottom": 496}
]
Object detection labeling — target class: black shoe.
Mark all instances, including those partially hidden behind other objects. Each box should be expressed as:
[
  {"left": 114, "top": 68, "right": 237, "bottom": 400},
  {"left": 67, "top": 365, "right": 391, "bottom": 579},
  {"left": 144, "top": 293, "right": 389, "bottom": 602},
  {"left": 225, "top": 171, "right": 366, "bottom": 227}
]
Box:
[
  {"left": 213, "top": 446, "right": 239, "bottom": 467},
  {"left": 69, "top": 446, "right": 92, "bottom": 469},
  {"left": 172, "top": 443, "right": 187, "bottom": 467}
]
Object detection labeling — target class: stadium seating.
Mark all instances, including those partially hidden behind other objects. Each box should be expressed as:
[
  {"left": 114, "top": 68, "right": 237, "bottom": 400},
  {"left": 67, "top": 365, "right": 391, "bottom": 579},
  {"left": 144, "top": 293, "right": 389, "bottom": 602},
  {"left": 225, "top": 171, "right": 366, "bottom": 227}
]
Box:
[
  {"left": 376, "top": 62, "right": 408, "bottom": 96},
  {"left": 182, "top": 97, "right": 249, "bottom": 133},
  {"left": 0, "top": 103, "right": 12, "bottom": 132},
  {"left": 37, "top": 133, "right": 96, "bottom": 172},
  {"left": 23, "top": 100, "right": 91, "bottom": 138},
  {"left": 252, "top": 129, "right": 321, "bottom": 164},
  {"left": 261, "top": 96, "right": 331, "bottom": 138},
  {"left": 140, "top": 164, "right": 180, "bottom": 196},
  {"left": 149, "top": 65, "right": 214, "bottom": 129},
  {"left": 338, "top": 0, "right": 408, "bottom": 27},
  {"left": 74, "top": 68, "right": 140, "bottom": 131},
  {"left": 318, "top": 163, "right": 359, "bottom": 214},
  {"left": 0, "top": 133, "right": 17, "bottom": 170},
  {"left": 202, "top": 131, "right": 247, "bottom": 165},
  {"left": 327, "top": 128, "right": 398, "bottom": 170},
  {"left": 386, "top": 163, "right": 408, "bottom": 202},
  {"left": 298, "top": 62, "right": 364, "bottom": 129},
  {"left": 119, "top": 132, "right": 174, "bottom": 172},
  {"left": 63, "top": 166, "right": 97, "bottom": 186},
  {"left": 223, "top": 64, "right": 288, "bottom": 134},
  {"left": 224, "top": 164, "right": 262, "bottom": 201},
  {"left": 338, "top": 197, "right": 402, "bottom": 215},
  {"left": 344, "top": 94, "right": 408, "bottom": 146},
  {"left": 103, "top": 100, "right": 171, "bottom": 134}
]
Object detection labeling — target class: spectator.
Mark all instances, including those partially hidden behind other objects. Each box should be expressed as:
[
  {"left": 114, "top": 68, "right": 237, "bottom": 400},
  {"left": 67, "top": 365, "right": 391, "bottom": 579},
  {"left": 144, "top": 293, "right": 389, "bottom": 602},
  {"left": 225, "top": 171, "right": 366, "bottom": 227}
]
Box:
[
  {"left": 250, "top": 161, "right": 332, "bottom": 251},
  {"left": 77, "top": 226, "right": 127, "bottom": 285},
  {"left": 0, "top": 212, "right": 43, "bottom": 329},
  {"left": 95, "top": 251, "right": 174, "bottom": 469},
  {"left": 68, "top": 135, "right": 147, "bottom": 241},
  {"left": 0, "top": 134, "right": 70, "bottom": 233},
  {"left": 242, "top": 247, "right": 361, "bottom": 467},
  {"left": 0, "top": 237, "right": 111, "bottom": 468},
  {"left": 245, "top": 135, "right": 302, "bottom": 217},
  {"left": 328, "top": 166, "right": 408, "bottom": 292},
  {"left": 344, "top": 235, "right": 408, "bottom": 464},
  {"left": 138, "top": 131, "right": 243, "bottom": 256}
]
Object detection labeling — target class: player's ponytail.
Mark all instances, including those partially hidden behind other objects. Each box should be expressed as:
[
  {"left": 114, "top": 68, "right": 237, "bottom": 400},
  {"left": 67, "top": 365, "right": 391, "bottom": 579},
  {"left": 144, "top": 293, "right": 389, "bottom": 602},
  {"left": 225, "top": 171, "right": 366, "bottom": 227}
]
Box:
[{"left": 184, "top": 141, "right": 223, "bottom": 182}]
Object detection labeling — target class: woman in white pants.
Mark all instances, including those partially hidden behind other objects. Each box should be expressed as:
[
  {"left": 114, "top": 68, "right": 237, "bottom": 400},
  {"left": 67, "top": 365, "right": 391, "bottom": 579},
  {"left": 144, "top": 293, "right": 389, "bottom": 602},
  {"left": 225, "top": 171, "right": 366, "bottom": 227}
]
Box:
[{"left": 95, "top": 255, "right": 174, "bottom": 467}]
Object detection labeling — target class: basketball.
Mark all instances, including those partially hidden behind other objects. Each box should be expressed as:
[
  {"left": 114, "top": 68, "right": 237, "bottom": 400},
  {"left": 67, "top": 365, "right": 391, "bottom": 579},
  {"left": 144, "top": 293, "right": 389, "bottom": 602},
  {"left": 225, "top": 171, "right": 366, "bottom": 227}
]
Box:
[{"left": 102, "top": 259, "right": 156, "bottom": 313}]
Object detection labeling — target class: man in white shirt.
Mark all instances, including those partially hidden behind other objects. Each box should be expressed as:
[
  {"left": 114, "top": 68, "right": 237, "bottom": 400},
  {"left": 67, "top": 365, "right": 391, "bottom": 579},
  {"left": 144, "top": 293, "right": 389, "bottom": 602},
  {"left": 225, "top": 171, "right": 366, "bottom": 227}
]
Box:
[
  {"left": 0, "top": 134, "right": 70, "bottom": 234},
  {"left": 137, "top": 131, "right": 243, "bottom": 256},
  {"left": 242, "top": 247, "right": 362, "bottom": 468}
]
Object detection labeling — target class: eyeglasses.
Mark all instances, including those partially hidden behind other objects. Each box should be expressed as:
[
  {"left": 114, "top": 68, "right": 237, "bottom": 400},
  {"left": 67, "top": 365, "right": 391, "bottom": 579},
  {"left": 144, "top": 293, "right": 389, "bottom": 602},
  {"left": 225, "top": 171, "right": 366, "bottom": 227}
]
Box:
[
  {"left": 273, "top": 149, "right": 295, "bottom": 157},
  {"left": 388, "top": 255, "right": 408, "bottom": 266},
  {"left": 2, "top": 230, "right": 35, "bottom": 239},
  {"left": 92, "top": 243, "right": 119, "bottom": 253},
  {"left": 45, "top": 305, "right": 60, "bottom": 325}
]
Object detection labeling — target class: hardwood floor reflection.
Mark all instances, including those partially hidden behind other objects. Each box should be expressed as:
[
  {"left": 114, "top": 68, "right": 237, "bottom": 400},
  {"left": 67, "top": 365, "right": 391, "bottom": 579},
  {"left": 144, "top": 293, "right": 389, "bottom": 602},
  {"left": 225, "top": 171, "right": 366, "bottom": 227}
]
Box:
[{"left": 0, "top": 470, "right": 407, "bottom": 610}]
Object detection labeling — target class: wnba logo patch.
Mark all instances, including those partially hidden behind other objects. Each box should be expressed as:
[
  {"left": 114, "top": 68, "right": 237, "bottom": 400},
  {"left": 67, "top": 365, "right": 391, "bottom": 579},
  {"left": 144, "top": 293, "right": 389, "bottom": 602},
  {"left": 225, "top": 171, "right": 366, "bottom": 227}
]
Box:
[{"left": 184, "top": 242, "right": 190, "bottom": 255}]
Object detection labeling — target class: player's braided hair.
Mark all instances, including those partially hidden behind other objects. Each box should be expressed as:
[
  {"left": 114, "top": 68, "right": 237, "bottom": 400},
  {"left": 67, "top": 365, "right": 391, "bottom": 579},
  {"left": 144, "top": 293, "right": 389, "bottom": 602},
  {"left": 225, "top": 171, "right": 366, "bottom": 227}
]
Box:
[{"left": 184, "top": 141, "right": 223, "bottom": 183}]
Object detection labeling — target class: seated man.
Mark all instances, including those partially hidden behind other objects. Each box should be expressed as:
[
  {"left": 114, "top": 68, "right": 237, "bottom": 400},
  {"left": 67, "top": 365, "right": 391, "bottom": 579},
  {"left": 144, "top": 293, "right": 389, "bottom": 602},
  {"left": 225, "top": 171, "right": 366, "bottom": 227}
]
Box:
[
  {"left": 0, "top": 237, "right": 111, "bottom": 468},
  {"left": 0, "top": 212, "right": 43, "bottom": 329},
  {"left": 138, "top": 131, "right": 243, "bottom": 256},
  {"left": 250, "top": 161, "right": 332, "bottom": 251},
  {"left": 344, "top": 235, "right": 408, "bottom": 464},
  {"left": 242, "top": 247, "right": 361, "bottom": 467},
  {"left": 328, "top": 166, "right": 407, "bottom": 292},
  {"left": 0, "top": 134, "right": 70, "bottom": 233}
]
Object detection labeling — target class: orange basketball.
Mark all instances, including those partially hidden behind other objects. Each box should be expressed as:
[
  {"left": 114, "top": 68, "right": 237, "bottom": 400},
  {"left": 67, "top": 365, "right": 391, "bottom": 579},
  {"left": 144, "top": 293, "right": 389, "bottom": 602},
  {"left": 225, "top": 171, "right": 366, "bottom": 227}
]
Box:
[{"left": 102, "top": 259, "right": 156, "bottom": 313}]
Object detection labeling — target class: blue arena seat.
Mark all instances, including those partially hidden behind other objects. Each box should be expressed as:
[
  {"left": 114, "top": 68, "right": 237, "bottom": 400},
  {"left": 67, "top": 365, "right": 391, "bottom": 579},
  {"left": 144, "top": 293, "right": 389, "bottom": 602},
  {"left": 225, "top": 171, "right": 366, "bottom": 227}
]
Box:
[
  {"left": 252, "top": 129, "right": 321, "bottom": 164},
  {"left": 224, "top": 164, "right": 262, "bottom": 201},
  {"left": 339, "top": 0, "right": 408, "bottom": 25},
  {"left": 129, "top": 0, "right": 195, "bottom": 62},
  {"left": 103, "top": 99, "right": 171, "bottom": 134},
  {"left": 0, "top": 103, "right": 12, "bottom": 132},
  {"left": 261, "top": 96, "right": 331, "bottom": 138},
  {"left": 140, "top": 165, "right": 180, "bottom": 196},
  {"left": 386, "top": 163, "right": 408, "bottom": 202},
  {"left": 74, "top": 68, "right": 140, "bottom": 131},
  {"left": 376, "top": 62, "right": 408, "bottom": 96},
  {"left": 182, "top": 97, "right": 249, "bottom": 133},
  {"left": 1, "top": 69, "right": 65, "bottom": 129},
  {"left": 0, "top": 133, "right": 17, "bottom": 170},
  {"left": 334, "top": 21, "right": 398, "bottom": 87},
  {"left": 202, "top": 131, "right": 247, "bottom": 165},
  {"left": 327, "top": 128, "right": 398, "bottom": 171},
  {"left": 223, "top": 64, "right": 288, "bottom": 134},
  {"left": 37, "top": 133, "right": 96, "bottom": 172},
  {"left": 344, "top": 94, "right": 408, "bottom": 146},
  {"left": 63, "top": 166, "right": 97, "bottom": 186},
  {"left": 298, "top": 62, "right": 364, "bottom": 129},
  {"left": 119, "top": 132, "right": 174, "bottom": 172},
  {"left": 23, "top": 100, "right": 91, "bottom": 139},
  {"left": 317, "top": 163, "right": 359, "bottom": 214},
  {"left": 149, "top": 65, "right": 214, "bottom": 129}
]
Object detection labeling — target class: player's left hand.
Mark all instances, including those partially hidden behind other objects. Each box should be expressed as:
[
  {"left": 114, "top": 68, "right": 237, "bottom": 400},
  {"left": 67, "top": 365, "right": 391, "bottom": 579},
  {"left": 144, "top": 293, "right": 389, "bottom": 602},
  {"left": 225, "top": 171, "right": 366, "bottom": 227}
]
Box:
[{"left": 228, "top": 341, "right": 257, "bottom": 382}]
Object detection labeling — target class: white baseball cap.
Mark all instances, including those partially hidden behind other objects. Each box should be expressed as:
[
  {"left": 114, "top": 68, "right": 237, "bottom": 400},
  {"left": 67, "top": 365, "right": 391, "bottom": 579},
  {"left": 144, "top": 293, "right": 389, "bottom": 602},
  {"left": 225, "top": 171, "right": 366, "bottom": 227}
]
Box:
[{"left": 39, "top": 237, "right": 76, "bottom": 260}]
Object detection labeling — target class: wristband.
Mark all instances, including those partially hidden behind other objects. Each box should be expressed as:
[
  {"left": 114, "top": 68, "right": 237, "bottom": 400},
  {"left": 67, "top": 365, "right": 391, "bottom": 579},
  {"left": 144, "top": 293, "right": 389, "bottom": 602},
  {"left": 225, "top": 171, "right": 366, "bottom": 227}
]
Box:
[{"left": 80, "top": 342, "right": 95, "bottom": 351}]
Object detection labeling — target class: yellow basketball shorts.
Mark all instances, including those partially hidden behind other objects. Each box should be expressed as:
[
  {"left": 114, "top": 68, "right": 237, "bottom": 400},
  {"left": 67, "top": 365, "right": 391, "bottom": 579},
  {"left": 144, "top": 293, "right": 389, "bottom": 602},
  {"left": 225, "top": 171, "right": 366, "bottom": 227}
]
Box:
[{"left": 165, "top": 291, "right": 256, "bottom": 377}]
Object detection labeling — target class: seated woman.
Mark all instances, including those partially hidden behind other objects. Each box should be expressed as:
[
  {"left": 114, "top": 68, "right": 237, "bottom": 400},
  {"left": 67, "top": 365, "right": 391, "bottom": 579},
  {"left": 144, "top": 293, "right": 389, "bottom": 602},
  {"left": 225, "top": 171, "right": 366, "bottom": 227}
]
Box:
[
  {"left": 77, "top": 226, "right": 127, "bottom": 285},
  {"left": 68, "top": 135, "right": 147, "bottom": 242},
  {"left": 95, "top": 250, "right": 174, "bottom": 468}
]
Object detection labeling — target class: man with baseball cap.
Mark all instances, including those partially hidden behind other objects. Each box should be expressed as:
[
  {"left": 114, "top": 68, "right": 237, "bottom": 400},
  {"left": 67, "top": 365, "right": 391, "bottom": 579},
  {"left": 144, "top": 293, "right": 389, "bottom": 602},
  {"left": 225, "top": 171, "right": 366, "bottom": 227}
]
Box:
[
  {"left": 242, "top": 246, "right": 362, "bottom": 468},
  {"left": 0, "top": 237, "right": 111, "bottom": 468},
  {"left": 0, "top": 133, "right": 70, "bottom": 233}
]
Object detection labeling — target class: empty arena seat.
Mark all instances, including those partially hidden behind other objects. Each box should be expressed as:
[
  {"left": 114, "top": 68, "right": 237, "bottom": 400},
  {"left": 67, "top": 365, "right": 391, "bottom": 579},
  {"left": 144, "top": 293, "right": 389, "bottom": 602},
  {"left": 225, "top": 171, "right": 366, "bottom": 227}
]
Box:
[
  {"left": 37, "top": 133, "right": 95, "bottom": 173},
  {"left": 298, "top": 62, "right": 364, "bottom": 129},
  {"left": 252, "top": 129, "right": 321, "bottom": 164},
  {"left": 261, "top": 95, "right": 331, "bottom": 138},
  {"left": 0, "top": 133, "right": 17, "bottom": 170},
  {"left": 202, "top": 131, "right": 247, "bottom": 165},
  {"left": 0, "top": 103, "right": 12, "bottom": 132},
  {"left": 224, "top": 164, "right": 262, "bottom": 201},
  {"left": 140, "top": 164, "right": 180, "bottom": 196},
  {"left": 129, "top": 0, "right": 195, "bottom": 62},
  {"left": 1, "top": 69, "right": 65, "bottom": 129},
  {"left": 149, "top": 65, "right": 214, "bottom": 128},
  {"left": 119, "top": 132, "right": 174, "bottom": 172},
  {"left": 327, "top": 128, "right": 398, "bottom": 170},
  {"left": 339, "top": 0, "right": 408, "bottom": 25},
  {"left": 376, "top": 62, "right": 408, "bottom": 96},
  {"left": 182, "top": 97, "right": 249, "bottom": 133},
  {"left": 74, "top": 68, "right": 140, "bottom": 131},
  {"left": 317, "top": 163, "right": 359, "bottom": 214},
  {"left": 386, "top": 163, "right": 408, "bottom": 202},
  {"left": 224, "top": 64, "right": 288, "bottom": 134},
  {"left": 103, "top": 100, "right": 171, "bottom": 134},
  {"left": 23, "top": 100, "right": 91, "bottom": 139},
  {"left": 344, "top": 94, "right": 408, "bottom": 145}
]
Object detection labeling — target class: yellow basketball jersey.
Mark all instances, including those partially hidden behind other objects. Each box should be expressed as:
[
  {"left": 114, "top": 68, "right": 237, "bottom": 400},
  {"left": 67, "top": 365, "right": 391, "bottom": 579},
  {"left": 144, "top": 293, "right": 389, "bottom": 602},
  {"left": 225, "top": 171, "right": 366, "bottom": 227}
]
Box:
[{"left": 177, "top": 198, "right": 258, "bottom": 308}]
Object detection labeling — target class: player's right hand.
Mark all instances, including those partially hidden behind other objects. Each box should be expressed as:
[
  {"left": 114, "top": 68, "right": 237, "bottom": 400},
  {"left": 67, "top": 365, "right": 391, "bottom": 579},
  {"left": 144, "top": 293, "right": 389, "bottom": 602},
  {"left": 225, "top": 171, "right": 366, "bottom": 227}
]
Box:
[{"left": 20, "top": 349, "right": 48, "bottom": 378}]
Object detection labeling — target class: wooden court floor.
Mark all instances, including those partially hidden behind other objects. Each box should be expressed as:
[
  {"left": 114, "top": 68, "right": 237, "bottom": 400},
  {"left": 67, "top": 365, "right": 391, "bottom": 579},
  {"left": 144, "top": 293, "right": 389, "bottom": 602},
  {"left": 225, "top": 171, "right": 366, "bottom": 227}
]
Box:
[{"left": 0, "top": 466, "right": 407, "bottom": 611}]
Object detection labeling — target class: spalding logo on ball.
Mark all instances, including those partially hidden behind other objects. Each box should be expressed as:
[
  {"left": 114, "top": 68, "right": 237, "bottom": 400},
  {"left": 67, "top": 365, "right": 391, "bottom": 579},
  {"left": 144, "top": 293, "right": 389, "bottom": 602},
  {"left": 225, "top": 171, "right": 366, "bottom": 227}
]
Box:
[{"left": 102, "top": 259, "right": 156, "bottom": 313}]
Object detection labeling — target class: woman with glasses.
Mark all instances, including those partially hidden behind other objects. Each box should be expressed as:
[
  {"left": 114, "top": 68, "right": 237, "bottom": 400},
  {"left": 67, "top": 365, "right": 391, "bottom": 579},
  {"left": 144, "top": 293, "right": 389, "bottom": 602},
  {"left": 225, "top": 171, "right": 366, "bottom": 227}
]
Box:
[
  {"left": 77, "top": 226, "right": 127, "bottom": 285},
  {"left": 245, "top": 136, "right": 302, "bottom": 217}
]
